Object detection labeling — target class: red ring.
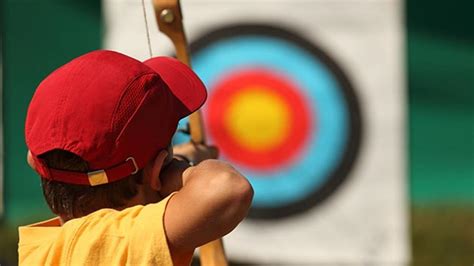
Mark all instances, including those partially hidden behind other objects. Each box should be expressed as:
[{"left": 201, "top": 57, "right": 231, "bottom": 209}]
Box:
[{"left": 205, "top": 68, "right": 314, "bottom": 171}]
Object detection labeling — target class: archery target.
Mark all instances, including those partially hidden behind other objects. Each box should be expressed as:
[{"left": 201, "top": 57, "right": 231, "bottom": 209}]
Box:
[
  {"left": 175, "top": 24, "right": 362, "bottom": 219},
  {"left": 103, "top": 0, "right": 408, "bottom": 263}
]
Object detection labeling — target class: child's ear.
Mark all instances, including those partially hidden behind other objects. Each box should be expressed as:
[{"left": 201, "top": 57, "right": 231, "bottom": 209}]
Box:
[
  {"left": 27, "top": 150, "right": 36, "bottom": 170},
  {"left": 147, "top": 150, "right": 169, "bottom": 191}
]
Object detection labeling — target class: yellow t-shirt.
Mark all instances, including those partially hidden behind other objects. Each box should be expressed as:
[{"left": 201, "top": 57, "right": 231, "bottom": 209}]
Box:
[{"left": 18, "top": 194, "right": 175, "bottom": 266}]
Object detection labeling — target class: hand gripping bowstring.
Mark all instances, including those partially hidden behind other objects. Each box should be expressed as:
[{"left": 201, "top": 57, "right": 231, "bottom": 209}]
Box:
[{"left": 141, "top": 0, "right": 228, "bottom": 265}]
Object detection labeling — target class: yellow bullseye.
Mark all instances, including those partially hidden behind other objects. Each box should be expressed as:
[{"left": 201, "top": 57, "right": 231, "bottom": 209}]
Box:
[{"left": 224, "top": 87, "right": 291, "bottom": 151}]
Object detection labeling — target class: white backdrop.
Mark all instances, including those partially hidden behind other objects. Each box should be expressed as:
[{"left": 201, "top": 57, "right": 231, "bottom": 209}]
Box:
[{"left": 103, "top": 0, "right": 409, "bottom": 264}]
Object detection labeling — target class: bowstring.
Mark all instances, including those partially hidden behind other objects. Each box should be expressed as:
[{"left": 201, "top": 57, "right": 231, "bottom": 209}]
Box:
[{"left": 141, "top": 0, "right": 153, "bottom": 58}]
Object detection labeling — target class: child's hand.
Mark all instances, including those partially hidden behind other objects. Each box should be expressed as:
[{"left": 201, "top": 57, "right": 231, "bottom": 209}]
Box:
[
  {"left": 158, "top": 143, "right": 219, "bottom": 196},
  {"left": 158, "top": 158, "right": 189, "bottom": 196}
]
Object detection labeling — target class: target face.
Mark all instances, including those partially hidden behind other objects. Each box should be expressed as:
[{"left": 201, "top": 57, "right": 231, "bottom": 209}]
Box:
[{"left": 175, "top": 24, "right": 362, "bottom": 219}]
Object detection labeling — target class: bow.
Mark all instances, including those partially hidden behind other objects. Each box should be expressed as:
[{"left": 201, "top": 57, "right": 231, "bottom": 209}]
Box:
[{"left": 151, "top": 0, "right": 228, "bottom": 265}]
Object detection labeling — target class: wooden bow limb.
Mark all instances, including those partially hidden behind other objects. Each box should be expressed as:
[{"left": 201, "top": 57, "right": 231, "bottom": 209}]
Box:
[
  {"left": 152, "top": 0, "right": 206, "bottom": 144},
  {"left": 151, "top": 0, "right": 228, "bottom": 265}
]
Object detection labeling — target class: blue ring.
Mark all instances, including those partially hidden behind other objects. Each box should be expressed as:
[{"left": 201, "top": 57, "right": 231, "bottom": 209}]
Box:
[{"left": 190, "top": 36, "right": 350, "bottom": 208}]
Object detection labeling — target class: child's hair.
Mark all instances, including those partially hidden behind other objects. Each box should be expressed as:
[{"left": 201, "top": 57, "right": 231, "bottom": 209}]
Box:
[{"left": 39, "top": 150, "right": 144, "bottom": 220}]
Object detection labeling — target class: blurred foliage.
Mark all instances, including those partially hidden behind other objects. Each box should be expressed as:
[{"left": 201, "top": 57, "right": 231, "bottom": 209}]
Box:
[
  {"left": 407, "top": 0, "right": 474, "bottom": 205},
  {"left": 406, "top": 0, "right": 474, "bottom": 41}
]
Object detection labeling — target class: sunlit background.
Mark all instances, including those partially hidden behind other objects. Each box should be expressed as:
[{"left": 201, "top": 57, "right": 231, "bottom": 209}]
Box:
[{"left": 1, "top": 0, "right": 473, "bottom": 265}]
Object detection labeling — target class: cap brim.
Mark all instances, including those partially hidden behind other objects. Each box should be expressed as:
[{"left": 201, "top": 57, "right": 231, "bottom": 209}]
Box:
[{"left": 143, "top": 57, "right": 207, "bottom": 118}]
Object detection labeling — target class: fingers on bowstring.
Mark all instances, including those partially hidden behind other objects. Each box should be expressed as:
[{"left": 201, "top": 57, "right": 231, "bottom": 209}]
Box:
[
  {"left": 190, "top": 141, "right": 219, "bottom": 159},
  {"left": 208, "top": 145, "right": 219, "bottom": 159}
]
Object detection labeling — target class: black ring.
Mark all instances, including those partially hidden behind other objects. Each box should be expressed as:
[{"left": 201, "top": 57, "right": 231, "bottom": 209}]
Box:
[{"left": 189, "top": 23, "right": 363, "bottom": 220}]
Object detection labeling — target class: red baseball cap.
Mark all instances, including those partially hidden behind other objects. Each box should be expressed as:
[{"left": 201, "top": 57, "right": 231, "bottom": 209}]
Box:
[{"left": 25, "top": 50, "right": 207, "bottom": 186}]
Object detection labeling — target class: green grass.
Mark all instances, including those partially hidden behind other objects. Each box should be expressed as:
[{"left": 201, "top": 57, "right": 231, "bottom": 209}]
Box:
[{"left": 411, "top": 206, "right": 474, "bottom": 266}]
